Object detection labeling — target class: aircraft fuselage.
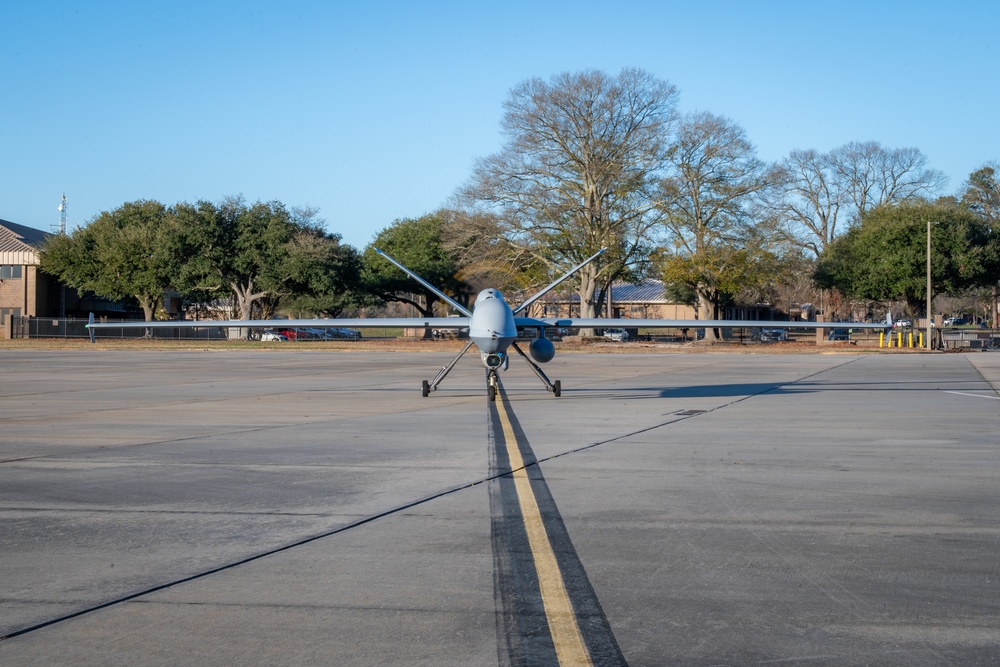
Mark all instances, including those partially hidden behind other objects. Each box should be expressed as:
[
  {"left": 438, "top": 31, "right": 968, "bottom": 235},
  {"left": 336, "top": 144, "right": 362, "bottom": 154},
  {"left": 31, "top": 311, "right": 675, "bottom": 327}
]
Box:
[{"left": 469, "top": 289, "right": 518, "bottom": 356}]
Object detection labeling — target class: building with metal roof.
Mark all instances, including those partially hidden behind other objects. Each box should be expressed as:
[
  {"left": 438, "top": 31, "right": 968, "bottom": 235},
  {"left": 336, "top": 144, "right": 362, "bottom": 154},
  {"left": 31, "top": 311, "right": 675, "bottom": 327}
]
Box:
[{"left": 531, "top": 278, "right": 696, "bottom": 320}]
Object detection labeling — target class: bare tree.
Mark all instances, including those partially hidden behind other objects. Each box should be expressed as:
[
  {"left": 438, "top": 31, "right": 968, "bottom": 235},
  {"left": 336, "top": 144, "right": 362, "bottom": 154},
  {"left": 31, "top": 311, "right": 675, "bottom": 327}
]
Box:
[
  {"left": 459, "top": 68, "right": 679, "bottom": 327},
  {"left": 658, "top": 112, "right": 785, "bottom": 340},
  {"left": 828, "top": 141, "right": 947, "bottom": 216},
  {"left": 778, "top": 141, "right": 947, "bottom": 257},
  {"left": 775, "top": 149, "right": 845, "bottom": 257},
  {"left": 961, "top": 163, "right": 1000, "bottom": 325}
]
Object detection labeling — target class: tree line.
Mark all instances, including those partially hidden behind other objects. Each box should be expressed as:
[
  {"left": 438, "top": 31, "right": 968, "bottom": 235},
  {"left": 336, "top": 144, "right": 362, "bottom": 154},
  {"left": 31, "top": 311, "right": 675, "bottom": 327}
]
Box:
[
  {"left": 42, "top": 197, "right": 365, "bottom": 323},
  {"left": 43, "top": 68, "right": 1000, "bottom": 332}
]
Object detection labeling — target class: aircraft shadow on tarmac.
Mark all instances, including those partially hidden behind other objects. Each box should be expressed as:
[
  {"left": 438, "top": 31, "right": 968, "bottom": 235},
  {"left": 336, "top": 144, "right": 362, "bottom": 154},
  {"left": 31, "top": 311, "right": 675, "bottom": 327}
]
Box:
[
  {"left": 353, "top": 377, "right": 985, "bottom": 401},
  {"left": 564, "top": 378, "right": 978, "bottom": 400},
  {"left": 557, "top": 382, "right": 811, "bottom": 400}
]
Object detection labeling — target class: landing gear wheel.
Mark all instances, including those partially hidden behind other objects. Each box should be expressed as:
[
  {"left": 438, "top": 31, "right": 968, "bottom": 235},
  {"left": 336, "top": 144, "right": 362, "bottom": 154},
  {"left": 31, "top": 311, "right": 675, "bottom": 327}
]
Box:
[
  {"left": 421, "top": 380, "right": 430, "bottom": 397},
  {"left": 487, "top": 372, "right": 498, "bottom": 402},
  {"left": 553, "top": 380, "right": 561, "bottom": 397}
]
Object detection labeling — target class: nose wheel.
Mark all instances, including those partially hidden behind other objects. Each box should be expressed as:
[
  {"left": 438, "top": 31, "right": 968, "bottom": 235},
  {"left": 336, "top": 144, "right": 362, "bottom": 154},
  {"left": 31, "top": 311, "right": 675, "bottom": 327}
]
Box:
[{"left": 487, "top": 371, "right": 498, "bottom": 401}]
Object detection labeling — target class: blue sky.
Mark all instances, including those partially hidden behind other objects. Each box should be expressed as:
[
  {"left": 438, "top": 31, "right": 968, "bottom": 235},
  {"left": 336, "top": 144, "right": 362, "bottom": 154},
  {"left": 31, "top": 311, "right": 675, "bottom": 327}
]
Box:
[{"left": 3, "top": 1, "right": 997, "bottom": 249}]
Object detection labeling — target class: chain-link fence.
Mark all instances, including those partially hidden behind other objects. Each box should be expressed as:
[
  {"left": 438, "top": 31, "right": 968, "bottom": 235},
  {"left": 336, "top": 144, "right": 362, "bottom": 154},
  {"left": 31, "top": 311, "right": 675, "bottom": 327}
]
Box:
[
  {"left": 10, "top": 317, "right": 227, "bottom": 340},
  {"left": 8, "top": 317, "right": 400, "bottom": 341}
]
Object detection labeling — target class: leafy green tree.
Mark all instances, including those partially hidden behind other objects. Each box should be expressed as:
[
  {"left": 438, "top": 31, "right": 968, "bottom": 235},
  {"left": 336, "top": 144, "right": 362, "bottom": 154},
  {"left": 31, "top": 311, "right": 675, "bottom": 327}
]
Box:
[
  {"left": 460, "top": 68, "right": 679, "bottom": 328},
  {"left": 361, "top": 214, "right": 464, "bottom": 321},
  {"left": 41, "top": 200, "right": 177, "bottom": 321},
  {"left": 280, "top": 230, "right": 366, "bottom": 317},
  {"left": 815, "top": 201, "right": 1000, "bottom": 316},
  {"left": 962, "top": 164, "right": 1000, "bottom": 225},
  {"left": 658, "top": 112, "right": 785, "bottom": 339},
  {"left": 227, "top": 199, "right": 301, "bottom": 320},
  {"left": 657, "top": 238, "right": 789, "bottom": 317},
  {"left": 169, "top": 200, "right": 223, "bottom": 305},
  {"left": 173, "top": 197, "right": 308, "bottom": 322}
]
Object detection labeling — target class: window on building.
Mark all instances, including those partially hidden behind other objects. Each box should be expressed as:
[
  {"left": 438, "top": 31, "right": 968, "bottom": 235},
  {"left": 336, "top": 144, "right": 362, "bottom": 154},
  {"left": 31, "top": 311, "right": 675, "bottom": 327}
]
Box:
[
  {"left": 0, "top": 308, "right": 22, "bottom": 325},
  {"left": 1, "top": 265, "right": 24, "bottom": 279}
]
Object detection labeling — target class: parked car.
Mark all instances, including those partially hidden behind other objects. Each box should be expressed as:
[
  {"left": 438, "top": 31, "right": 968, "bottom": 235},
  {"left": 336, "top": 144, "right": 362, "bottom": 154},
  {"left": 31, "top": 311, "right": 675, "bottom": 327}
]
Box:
[
  {"left": 260, "top": 329, "right": 288, "bottom": 342},
  {"left": 602, "top": 328, "right": 629, "bottom": 342},
  {"left": 827, "top": 328, "right": 851, "bottom": 341},
  {"left": 332, "top": 328, "right": 362, "bottom": 339},
  {"left": 893, "top": 319, "right": 912, "bottom": 329},
  {"left": 758, "top": 328, "right": 788, "bottom": 342},
  {"left": 299, "top": 328, "right": 328, "bottom": 339},
  {"left": 943, "top": 317, "right": 967, "bottom": 327}
]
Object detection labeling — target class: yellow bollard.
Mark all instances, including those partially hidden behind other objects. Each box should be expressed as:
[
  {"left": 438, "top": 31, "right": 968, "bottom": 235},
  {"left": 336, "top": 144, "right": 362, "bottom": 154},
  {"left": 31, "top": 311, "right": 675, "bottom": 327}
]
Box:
[
  {"left": 880, "top": 331, "right": 885, "bottom": 347},
  {"left": 918, "top": 332, "right": 923, "bottom": 348},
  {"left": 908, "top": 332, "right": 913, "bottom": 348}
]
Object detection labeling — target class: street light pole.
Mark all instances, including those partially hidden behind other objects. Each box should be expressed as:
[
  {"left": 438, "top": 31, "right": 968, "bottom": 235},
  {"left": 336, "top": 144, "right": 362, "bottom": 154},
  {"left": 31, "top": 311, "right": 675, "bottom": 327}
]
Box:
[{"left": 926, "top": 219, "right": 932, "bottom": 350}]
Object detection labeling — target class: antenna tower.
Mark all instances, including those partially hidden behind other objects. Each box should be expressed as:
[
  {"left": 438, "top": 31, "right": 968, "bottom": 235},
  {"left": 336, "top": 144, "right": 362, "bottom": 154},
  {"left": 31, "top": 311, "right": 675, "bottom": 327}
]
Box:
[
  {"left": 57, "top": 193, "right": 68, "bottom": 234},
  {"left": 56, "top": 194, "right": 68, "bottom": 318}
]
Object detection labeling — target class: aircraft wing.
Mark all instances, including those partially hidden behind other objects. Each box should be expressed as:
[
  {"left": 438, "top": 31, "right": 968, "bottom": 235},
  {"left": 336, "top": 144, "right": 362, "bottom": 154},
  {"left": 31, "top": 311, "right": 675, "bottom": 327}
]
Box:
[
  {"left": 514, "top": 317, "right": 891, "bottom": 330},
  {"left": 85, "top": 316, "right": 471, "bottom": 330}
]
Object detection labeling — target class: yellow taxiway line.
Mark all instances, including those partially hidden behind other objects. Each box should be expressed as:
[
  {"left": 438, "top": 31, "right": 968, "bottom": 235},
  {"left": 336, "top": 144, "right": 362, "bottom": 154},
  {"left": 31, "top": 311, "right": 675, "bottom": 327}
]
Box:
[{"left": 495, "top": 394, "right": 593, "bottom": 666}]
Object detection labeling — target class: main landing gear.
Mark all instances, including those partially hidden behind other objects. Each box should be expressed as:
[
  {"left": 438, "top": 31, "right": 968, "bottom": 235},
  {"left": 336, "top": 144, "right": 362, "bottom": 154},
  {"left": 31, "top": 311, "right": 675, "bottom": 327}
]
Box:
[
  {"left": 510, "top": 342, "right": 561, "bottom": 397},
  {"left": 418, "top": 340, "right": 562, "bottom": 400},
  {"left": 421, "top": 340, "right": 475, "bottom": 398}
]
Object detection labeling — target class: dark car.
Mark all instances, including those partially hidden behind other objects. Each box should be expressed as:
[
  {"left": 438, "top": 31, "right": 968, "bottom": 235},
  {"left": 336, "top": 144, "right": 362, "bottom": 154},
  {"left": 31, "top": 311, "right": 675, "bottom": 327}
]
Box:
[
  {"left": 758, "top": 328, "right": 787, "bottom": 342},
  {"left": 827, "top": 328, "right": 850, "bottom": 341}
]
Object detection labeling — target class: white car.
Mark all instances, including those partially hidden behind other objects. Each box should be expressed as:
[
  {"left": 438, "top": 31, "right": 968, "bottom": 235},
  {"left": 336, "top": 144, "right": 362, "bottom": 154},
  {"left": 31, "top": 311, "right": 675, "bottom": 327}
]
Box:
[
  {"left": 260, "top": 329, "right": 288, "bottom": 342},
  {"left": 602, "top": 328, "right": 629, "bottom": 342}
]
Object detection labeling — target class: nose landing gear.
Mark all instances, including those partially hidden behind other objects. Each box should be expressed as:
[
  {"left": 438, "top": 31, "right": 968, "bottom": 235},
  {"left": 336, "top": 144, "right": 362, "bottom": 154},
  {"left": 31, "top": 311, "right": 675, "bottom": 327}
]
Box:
[{"left": 487, "top": 371, "right": 498, "bottom": 401}]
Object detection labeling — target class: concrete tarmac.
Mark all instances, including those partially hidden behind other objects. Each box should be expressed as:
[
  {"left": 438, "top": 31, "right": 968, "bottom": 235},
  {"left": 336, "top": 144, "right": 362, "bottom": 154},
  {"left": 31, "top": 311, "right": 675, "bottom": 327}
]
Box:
[{"left": 1, "top": 348, "right": 998, "bottom": 665}]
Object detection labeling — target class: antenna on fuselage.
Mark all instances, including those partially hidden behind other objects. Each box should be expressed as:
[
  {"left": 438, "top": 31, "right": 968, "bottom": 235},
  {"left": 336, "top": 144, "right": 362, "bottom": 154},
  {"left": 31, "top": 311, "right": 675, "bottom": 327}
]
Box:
[{"left": 513, "top": 248, "right": 607, "bottom": 315}]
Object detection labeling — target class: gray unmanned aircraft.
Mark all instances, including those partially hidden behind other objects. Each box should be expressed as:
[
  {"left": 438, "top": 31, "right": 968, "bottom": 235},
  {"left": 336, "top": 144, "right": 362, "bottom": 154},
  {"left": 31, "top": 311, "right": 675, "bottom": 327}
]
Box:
[{"left": 86, "top": 248, "right": 891, "bottom": 401}]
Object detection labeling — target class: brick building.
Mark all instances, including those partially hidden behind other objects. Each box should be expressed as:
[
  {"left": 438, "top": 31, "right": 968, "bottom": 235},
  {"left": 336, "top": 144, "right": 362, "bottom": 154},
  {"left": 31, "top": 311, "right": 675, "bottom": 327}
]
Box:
[
  {"left": 0, "top": 219, "right": 62, "bottom": 337},
  {"left": 0, "top": 219, "right": 145, "bottom": 338}
]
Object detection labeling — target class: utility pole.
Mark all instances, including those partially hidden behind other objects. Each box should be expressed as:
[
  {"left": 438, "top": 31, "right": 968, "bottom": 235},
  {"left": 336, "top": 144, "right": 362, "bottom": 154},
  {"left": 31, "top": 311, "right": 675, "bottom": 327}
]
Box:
[{"left": 926, "top": 219, "right": 932, "bottom": 350}]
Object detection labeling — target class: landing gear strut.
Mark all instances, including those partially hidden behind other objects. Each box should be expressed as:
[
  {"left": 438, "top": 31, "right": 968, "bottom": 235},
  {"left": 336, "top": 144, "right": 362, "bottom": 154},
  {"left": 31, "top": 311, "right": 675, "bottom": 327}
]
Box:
[
  {"left": 421, "top": 340, "right": 475, "bottom": 397},
  {"left": 510, "top": 341, "right": 562, "bottom": 397}
]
